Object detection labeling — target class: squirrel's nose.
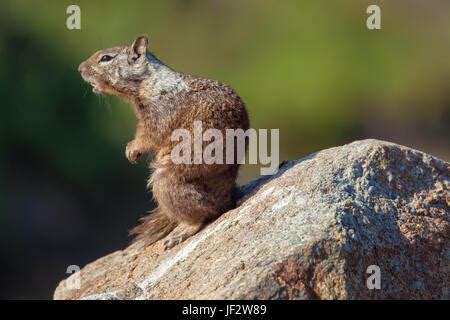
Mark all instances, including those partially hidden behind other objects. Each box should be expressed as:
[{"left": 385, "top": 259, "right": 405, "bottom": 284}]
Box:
[{"left": 78, "top": 62, "right": 84, "bottom": 73}]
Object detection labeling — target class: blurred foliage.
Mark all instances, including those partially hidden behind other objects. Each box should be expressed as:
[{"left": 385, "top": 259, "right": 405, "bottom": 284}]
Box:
[{"left": 0, "top": 0, "right": 449, "bottom": 298}]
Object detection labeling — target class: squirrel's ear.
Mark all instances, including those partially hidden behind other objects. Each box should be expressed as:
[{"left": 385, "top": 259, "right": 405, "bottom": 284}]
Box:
[{"left": 129, "top": 35, "right": 149, "bottom": 61}]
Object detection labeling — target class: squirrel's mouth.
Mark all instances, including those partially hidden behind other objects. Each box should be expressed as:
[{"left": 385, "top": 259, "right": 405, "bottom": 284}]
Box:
[
  {"left": 86, "top": 80, "right": 104, "bottom": 94},
  {"left": 91, "top": 82, "right": 103, "bottom": 94},
  {"left": 80, "top": 72, "right": 105, "bottom": 94}
]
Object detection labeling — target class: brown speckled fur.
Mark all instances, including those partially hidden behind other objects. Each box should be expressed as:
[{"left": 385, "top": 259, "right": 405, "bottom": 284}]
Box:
[{"left": 78, "top": 35, "right": 249, "bottom": 249}]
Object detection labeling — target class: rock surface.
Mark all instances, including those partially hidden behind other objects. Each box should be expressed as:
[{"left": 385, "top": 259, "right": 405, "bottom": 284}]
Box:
[{"left": 54, "top": 139, "right": 449, "bottom": 300}]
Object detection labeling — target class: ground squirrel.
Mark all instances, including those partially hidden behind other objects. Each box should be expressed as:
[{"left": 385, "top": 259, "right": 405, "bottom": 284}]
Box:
[{"left": 79, "top": 35, "right": 249, "bottom": 249}]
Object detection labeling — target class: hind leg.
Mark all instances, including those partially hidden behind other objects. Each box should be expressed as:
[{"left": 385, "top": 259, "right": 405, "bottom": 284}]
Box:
[
  {"left": 153, "top": 180, "right": 232, "bottom": 249},
  {"left": 163, "top": 222, "right": 204, "bottom": 250},
  {"left": 151, "top": 165, "right": 236, "bottom": 249},
  {"left": 158, "top": 183, "right": 217, "bottom": 250}
]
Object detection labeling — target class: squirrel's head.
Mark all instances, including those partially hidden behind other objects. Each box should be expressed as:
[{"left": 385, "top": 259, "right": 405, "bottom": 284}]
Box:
[{"left": 78, "top": 35, "right": 151, "bottom": 96}]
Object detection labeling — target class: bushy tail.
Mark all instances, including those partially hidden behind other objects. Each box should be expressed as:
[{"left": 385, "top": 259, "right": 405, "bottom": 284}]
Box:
[{"left": 129, "top": 207, "right": 178, "bottom": 245}]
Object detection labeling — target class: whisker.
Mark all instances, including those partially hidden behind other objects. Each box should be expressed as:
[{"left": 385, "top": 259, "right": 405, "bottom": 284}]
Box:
[
  {"left": 97, "top": 94, "right": 102, "bottom": 108},
  {"left": 104, "top": 96, "right": 112, "bottom": 113}
]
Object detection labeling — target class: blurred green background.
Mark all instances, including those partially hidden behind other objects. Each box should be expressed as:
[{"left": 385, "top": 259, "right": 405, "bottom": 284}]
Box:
[{"left": 0, "top": 0, "right": 448, "bottom": 299}]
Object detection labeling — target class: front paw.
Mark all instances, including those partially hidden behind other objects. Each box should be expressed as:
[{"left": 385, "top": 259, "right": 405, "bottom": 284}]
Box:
[{"left": 125, "top": 141, "right": 143, "bottom": 164}]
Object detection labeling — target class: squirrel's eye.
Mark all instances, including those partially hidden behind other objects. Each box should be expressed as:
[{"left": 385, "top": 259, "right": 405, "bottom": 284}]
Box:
[{"left": 99, "top": 55, "right": 113, "bottom": 62}]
